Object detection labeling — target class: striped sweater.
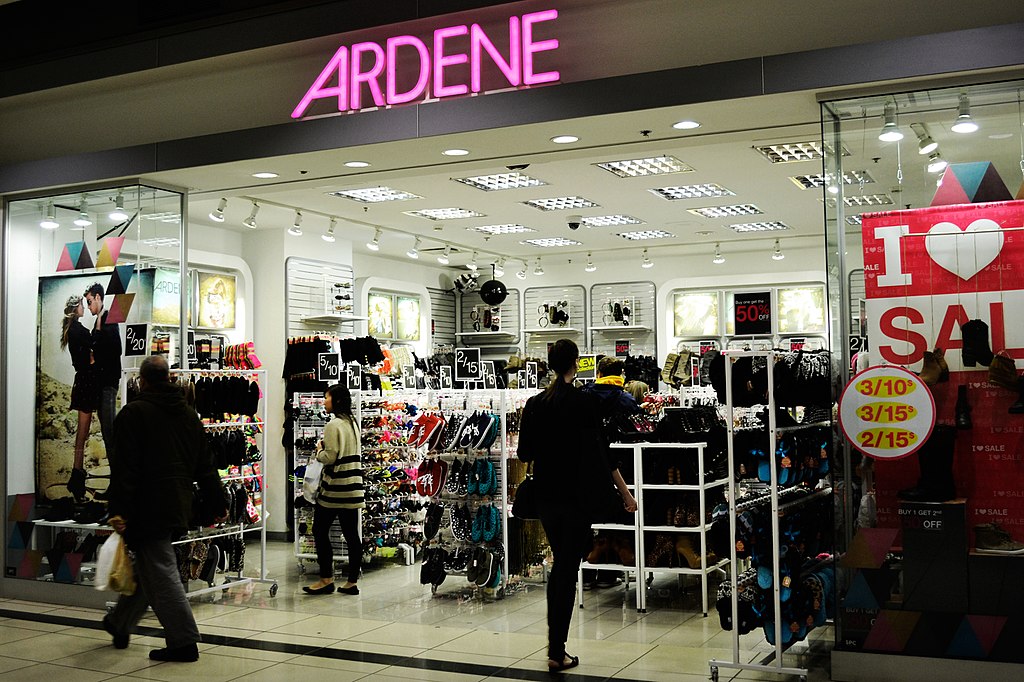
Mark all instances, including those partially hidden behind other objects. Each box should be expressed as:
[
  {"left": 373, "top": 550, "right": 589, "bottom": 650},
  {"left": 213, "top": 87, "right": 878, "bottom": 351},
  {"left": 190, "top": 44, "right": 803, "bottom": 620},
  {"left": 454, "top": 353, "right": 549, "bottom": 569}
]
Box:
[{"left": 315, "top": 415, "right": 364, "bottom": 509}]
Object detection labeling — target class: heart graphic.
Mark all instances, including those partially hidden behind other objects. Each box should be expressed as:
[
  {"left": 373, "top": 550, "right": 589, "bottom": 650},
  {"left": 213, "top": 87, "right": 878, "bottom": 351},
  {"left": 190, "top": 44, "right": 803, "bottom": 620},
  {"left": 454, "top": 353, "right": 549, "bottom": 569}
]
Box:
[{"left": 924, "top": 219, "right": 1004, "bottom": 281}]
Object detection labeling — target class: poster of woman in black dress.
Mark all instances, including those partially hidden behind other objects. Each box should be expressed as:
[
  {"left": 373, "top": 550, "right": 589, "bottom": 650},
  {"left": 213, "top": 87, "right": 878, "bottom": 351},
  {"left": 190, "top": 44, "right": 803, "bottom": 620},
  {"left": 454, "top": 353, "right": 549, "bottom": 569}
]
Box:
[{"left": 59, "top": 294, "right": 98, "bottom": 500}]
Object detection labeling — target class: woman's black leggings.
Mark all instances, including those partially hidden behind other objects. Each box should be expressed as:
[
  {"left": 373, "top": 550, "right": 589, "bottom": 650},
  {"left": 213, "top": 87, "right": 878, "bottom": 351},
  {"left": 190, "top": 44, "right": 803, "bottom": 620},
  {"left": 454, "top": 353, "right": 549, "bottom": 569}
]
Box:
[
  {"left": 313, "top": 505, "right": 362, "bottom": 583},
  {"left": 539, "top": 504, "right": 592, "bottom": 661}
]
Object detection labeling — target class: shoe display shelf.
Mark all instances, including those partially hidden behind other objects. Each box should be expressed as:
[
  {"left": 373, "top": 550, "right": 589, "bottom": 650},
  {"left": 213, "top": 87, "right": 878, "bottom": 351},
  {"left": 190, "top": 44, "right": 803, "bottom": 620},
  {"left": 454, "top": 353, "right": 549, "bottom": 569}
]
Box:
[
  {"left": 522, "top": 285, "right": 586, "bottom": 357},
  {"left": 709, "top": 350, "right": 833, "bottom": 682},
  {"left": 577, "top": 441, "right": 730, "bottom": 614},
  {"left": 287, "top": 258, "right": 368, "bottom": 332},
  {"left": 588, "top": 281, "right": 657, "bottom": 359},
  {"left": 292, "top": 391, "right": 333, "bottom": 573}
]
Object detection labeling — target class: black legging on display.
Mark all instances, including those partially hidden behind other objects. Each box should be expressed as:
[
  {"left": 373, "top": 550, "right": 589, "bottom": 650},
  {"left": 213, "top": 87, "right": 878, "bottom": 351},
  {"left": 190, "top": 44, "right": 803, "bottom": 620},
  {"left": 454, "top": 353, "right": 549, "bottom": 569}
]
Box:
[
  {"left": 539, "top": 503, "right": 592, "bottom": 662},
  {"left": 312, "top": 505, "right": 362, "bottom": 584}
]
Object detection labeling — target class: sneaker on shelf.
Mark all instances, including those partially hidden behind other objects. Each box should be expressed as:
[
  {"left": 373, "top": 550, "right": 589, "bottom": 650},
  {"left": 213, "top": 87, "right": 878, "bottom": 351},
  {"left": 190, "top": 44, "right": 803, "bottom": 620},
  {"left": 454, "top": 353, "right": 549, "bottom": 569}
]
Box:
[{"left": 974, "top": 523, "right": 1024, "bottom": 555}]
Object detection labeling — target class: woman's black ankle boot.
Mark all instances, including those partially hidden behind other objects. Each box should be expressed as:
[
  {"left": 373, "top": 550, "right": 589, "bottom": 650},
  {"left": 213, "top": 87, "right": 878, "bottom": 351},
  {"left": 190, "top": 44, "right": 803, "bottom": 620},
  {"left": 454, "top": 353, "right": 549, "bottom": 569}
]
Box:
[{"left": 955, "top": 385, "right": 972, "bottom": 429}]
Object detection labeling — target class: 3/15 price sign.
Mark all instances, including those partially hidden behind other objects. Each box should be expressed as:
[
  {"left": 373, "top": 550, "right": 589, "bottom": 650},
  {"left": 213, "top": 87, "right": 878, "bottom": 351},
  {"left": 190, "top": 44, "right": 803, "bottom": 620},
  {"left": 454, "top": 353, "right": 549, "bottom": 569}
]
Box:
[
  {"left": 838, "top": 365, "right": 935, "bottom": 460},
  {"left": 317, "top": 353, "right": 341, "bottom": 382},
  {"left": 124, "top": 323, "right": 148, "bottom": 357},
  {"left": 734, "top": 291, "right": 772, "bottom": 336}
]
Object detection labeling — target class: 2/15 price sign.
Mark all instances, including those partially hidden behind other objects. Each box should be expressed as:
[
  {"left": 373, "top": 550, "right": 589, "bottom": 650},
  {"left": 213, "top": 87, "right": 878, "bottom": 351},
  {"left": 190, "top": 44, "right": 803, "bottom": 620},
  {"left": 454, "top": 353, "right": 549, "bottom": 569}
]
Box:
[
  {"left": 455, "top": 348, "right": 481, "bottom": 382},
  {"left": 317, "top": 353, "right": 341, "bottom": 382},
  {"left": 734, "top": 291, "right": 772, "bottom": 336},
  {"left": 838, "top": 365, "right": 935, "bottom": 460},
  {"left": 124, "top": 323, "right": 149, "bottom": 357}
]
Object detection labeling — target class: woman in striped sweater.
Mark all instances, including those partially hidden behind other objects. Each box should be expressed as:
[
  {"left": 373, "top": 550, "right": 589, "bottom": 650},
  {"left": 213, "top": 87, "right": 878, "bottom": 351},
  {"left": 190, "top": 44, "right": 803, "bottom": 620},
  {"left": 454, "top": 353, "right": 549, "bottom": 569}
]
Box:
[{"left": 303, "top": 384, "right": 364, "bottom": 595}]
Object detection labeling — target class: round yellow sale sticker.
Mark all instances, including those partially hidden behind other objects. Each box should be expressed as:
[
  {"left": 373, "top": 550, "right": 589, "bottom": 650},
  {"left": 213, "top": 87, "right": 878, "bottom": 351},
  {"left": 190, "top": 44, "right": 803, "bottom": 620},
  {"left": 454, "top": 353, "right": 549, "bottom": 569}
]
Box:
[{"left": 839, "top": 365, "right": 935, "bottom": 460}]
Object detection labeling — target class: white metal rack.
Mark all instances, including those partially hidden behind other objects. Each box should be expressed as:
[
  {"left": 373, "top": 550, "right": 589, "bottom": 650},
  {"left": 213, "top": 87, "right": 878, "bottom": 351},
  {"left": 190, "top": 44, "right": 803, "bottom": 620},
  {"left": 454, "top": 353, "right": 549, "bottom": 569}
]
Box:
[{"left": 578, "top": 441, "right": 729, "bottom": 614}]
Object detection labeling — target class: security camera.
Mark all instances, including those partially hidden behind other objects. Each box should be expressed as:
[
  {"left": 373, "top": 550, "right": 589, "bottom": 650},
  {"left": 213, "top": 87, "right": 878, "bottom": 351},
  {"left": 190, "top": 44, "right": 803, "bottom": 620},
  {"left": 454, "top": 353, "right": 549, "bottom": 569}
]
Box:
[{"left": 567, "top": 214, "right": 582, "bottom": 230}]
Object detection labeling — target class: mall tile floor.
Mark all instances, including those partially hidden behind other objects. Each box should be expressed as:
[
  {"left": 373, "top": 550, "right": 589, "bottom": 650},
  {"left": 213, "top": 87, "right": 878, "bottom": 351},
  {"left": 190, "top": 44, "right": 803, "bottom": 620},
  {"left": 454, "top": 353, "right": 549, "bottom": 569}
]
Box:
[{"left": 0, "top": 541, "right": 831, "bottom": 681}]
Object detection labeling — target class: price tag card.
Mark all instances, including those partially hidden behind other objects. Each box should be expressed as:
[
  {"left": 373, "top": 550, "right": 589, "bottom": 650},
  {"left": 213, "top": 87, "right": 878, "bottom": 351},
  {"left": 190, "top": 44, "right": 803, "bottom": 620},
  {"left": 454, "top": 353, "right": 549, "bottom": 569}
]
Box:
[
  {"left": 789, "top": 337, "right": 806, "bottom": 352},
  {"left": 849, "top": 335, "right": 869, "bottom": 354},
  {"left": 440, "top": 365, "right": 453, "bottom": 389},
  {"left": 346, "top": 365, "right": 361, "bottom": 390},
  {"left": 124, "top": 323, "right": 149, "bottom": 357},
  {"left": 526, "top": 361, "right": 539, "bottom": 389},
  {"left": 839, "top": 365, "right": 935, "bottom": 460},
  {"left": 577, "top": 354, "right": 597, "bottom": 380},
  {"left": 187, "top": 330, "right": 197, "bottom": 361},
  {"left": 481, "top": 361, "right": 497, "bottom": 389},
  {"left": 403, "top": 365, "right": 415, "bottom": 383},
  {"left": 518, "top": 370, "right": 526, "bottom": 388},
  {"left": 734, "top": 291, "right": 772, "bottom": 336},
  {"left": 317, "top": 352, "right": 341, "bottom": 382},
  {"left": 699, "top": 340, "right": 717, "bottom": 356},
  {"left": 455, "top": 348, "right": 482, "bottom": 382},
  {"left": 615, "top": 340, "right": 630, "bottom": 357}
]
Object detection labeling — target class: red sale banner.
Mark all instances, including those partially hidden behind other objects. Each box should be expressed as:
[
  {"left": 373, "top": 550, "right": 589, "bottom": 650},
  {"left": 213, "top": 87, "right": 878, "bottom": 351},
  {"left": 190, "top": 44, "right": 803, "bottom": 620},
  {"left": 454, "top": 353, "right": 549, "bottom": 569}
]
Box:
[{"left": 862, "top": 200, "right": 1024, "bottom": 539}]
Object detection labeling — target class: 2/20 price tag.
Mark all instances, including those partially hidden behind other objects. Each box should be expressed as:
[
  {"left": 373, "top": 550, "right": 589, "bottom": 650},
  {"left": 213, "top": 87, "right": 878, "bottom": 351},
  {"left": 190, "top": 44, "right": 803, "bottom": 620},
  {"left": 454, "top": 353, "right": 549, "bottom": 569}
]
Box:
[
  {"left": 839, "top": 365, "right": 935, "bottom": 460},
  {"left": 124, "top": 323, "right": 149, "bottom": 357}
]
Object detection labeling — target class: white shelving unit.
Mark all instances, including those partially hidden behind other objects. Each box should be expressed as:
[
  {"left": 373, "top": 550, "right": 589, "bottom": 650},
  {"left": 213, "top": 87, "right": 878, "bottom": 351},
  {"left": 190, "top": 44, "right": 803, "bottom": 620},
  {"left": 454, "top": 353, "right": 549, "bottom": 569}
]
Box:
[
  {"left": 578, "top": 441, "right": 729, "bottom": 614},
  {"left": 590, "top": 325, "right": 652, "bottom": 332}
]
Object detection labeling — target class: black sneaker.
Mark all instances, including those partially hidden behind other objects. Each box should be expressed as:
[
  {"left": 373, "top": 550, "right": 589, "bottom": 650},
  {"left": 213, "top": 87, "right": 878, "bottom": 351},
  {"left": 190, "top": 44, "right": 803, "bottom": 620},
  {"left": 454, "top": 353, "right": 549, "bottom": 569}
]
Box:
[
  {"left": 149, "top": 643, "right": 199, "bottom": 662},
  {"left": 102, "top": 615, "right": 129, "bottom": 649}
]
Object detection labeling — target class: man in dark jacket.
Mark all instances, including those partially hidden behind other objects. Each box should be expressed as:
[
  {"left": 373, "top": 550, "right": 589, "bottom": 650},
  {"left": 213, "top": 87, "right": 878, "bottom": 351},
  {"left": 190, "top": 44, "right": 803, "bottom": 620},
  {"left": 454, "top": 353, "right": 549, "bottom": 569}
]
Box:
[
  {"left": 85, "top": 282, "right": 122, "bottom": 458},
  {"left": 102, "top": 354, "right": 225, "bottom": 663}
]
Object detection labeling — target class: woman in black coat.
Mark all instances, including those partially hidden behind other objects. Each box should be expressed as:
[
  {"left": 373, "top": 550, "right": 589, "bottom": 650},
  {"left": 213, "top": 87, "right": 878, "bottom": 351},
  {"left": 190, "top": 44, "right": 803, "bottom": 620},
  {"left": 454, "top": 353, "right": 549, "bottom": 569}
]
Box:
[{"left": 517, "top": 339, "right": 635, "bottom": 672}]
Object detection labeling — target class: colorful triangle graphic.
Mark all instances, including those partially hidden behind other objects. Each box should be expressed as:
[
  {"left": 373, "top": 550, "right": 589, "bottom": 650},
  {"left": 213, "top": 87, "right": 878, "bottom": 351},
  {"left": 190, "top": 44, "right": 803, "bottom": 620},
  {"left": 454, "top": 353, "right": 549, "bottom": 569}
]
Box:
[
  {"left": 96, "top": 236, "right": 125, "bottom": 268},
  {"left": 864, "top": 610, "right": 921, "bottom": 653},
  {"left": 841, "top": 528, "right": 897, "bottom": 569},
  {"left": 75, "top": 244, "right": 94, "bottom": 270},
  {"left": 1016, "top": 180, "right": 1024, "bottom": 201},
  {"left": 104, "top": 293, "right": 135, "bottom": 324},
  {"left": 966, "top": 615, "right": 1007, "bottom": 655},
  {"left": 9, "top": 521, "right": 34, "bottom": 549},
  {"left": 7, "top": 493, "right": 34, "bottom": 522},
  {"left": 932, "top": 162, "right": 1011, "bottom": 206},
  {"left": 18, "top": 549, "right": 42, "bottom": 578},
  {"left": 106, "top": 265, "right": 135, "bottom": 295},
  {"left": 843, "top": 571, "right": 879, "bottom": 610},
  {"left": 947, "top": 617, "right": 986, "bottom": 658},
  {"left": 57, "top": 242, "right": 86, "bottom": 272}
]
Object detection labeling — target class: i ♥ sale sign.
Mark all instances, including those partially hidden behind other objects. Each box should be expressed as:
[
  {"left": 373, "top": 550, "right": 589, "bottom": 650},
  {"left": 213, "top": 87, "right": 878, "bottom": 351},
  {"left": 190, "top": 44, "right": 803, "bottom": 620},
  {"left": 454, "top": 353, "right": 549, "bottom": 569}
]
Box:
[{"left": 861, "top": 199, "right": 1024, "bottom": 535}]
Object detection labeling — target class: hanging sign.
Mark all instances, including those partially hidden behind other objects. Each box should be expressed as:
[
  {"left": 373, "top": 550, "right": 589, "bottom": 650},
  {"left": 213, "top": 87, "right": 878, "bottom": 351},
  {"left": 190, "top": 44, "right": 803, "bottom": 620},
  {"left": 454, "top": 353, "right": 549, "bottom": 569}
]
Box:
[
  {"left": 440, "top": 365, "right": 453, "bottom": 389},
  {"left": 615, "top": 340, "right": 630, "bottom": 357},
  {"left": 481, "top": 361, "right": 497, "bottom": 389},
  {"left": 517, "top": 370, "right": 526, "bottom": 388},
  {"left": 346, "top": 365, "right": 362, "bottom": 390},
  {"left": 455, "top": 347, "right": 482, "bottom": 382},
  {"left": 838, "top": 365, "right": 935, "bottom": 460},
  {"left": 734, "top": 291, "right": 772, "bottom": 335},
  {"left": 789, "top": 337, "right": 806, "bottom": 351},
  {"left": 317, "top": 353, "right": 341, "bottom": 382},
  {"left": 124, "top": 324, "right": 148, "bottom": 357},
  {"left": 849, "top": 335, "right": 868, "bottom": 354},
  {"left": 187, "top": 331, "right": 197, "bottom": 362},
  {"left": 577, "top": 354, "right": 597, "bottom": 380},
  {"left": 526, "top": 361, "right": 539, "bottom": 389}
]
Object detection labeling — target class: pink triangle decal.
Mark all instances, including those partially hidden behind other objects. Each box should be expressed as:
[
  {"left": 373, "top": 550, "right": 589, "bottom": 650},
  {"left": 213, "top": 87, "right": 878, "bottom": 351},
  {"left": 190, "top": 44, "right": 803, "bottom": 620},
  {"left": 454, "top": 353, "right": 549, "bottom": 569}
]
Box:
[
  {"left": 841, "top": 528, "right": 897, "bottom": 569},
  {"left": 864, "top": 612, "right": 902, "bottom": 652},
  {"left": 57, "top": 246, "right": 76, "bottom": 272},
  {"left": 966, "top": 615, "right": 1007, "bottom": 655},
  {"left": 932, "top": 169, "right": 972, "bottom": 206}
]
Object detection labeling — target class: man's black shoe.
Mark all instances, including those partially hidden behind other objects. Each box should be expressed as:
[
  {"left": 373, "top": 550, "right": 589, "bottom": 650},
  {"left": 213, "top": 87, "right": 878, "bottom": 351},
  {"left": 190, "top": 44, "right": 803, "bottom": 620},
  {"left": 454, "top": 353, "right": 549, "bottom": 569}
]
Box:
[
  {"left": 102, "top": 615, "right": 129, "bottom": 649},
  {"left": 149, "top": 643, "right": 199, "bottom": 662}
]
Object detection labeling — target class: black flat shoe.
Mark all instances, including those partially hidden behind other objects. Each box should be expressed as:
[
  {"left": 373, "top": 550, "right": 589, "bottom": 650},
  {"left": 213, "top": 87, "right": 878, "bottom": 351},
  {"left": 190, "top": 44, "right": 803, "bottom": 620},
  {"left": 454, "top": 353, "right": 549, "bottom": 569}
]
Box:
[
  {"left": 149, "top": 643, "right": 199, "bottom": 662},
  {"left": 337, "top": 585, "right": 359, "bottom": 595},
  {"left": 302, "top": 583, "right": 335, "bottom": 595},
  {"left": 548, "top": 654, "right": 579, "bottom": 672}
]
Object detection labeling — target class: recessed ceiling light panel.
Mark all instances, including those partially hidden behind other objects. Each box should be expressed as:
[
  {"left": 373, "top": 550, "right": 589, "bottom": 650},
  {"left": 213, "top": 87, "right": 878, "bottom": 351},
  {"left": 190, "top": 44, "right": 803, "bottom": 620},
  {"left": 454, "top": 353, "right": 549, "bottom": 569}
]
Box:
[
  {"left": 344, "top": 161, "right": 371, "bottom": 168},
  {"left": 583, "top": 215, "right": 644, "bottom": 227},
  {"left": 616, "top": 230, "right": 675, "bottom": 240},
  {"left": 523, "top": 196, "right": 600, "bottom": 211},
  {"left": 252, "top": 172, "right": 278, "bottom": 179},
  {"left": 754, "top": 140, "right": 851, "bottom": 163},
  {"left": 595, "top": 155, "right": 694, "bottom": 178},
  {"left": 727, "top": 221, "right": 790, "bottom": 232},
  {"left": 688, "top": 204, "right": 764, "bottom": 218},
  {"left": 443, "top": 148, "right": 470, "bottom": 156},
  {"left": 520, "top": 237, "right": 583, "bottom": 248},
  {"left": 140, "top": 237, "right": 182, "bottom": 247},
  {"left": 468, "top": 224, "right": 537, "bottom": 235},
  {"left": 789, "top": 170, "right": 875, "bottom": 189},
  {"left": 672, "top": 120, "right": 701, "bottom": 130},
  {"left": 455, "top": 172, "right": 547, "bottom": 191},
  {"left": 826, "top": 194, "right": 894, "bottom": 207},
  {"left": 550, "top": 135, "right": 579, "bottom": 144},
  {"left": 329, "top": 187, "right": 422, "bottom": 203},
  {"left": 845, "top": 215, "right": 864, "bottom": 225},
  {"left": 405, "top": 208, "right": 485, "bottom": 220},
  {"left": 649, "top": 183, "right": 735, "bottom": 200}
]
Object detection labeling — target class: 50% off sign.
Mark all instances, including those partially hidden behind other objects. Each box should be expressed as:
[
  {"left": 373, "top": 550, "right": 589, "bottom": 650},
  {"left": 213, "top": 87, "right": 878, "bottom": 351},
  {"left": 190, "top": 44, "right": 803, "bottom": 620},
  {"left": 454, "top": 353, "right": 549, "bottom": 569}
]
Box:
[{"left": 838, "top": 365, "right": 935, "bottom": 460}]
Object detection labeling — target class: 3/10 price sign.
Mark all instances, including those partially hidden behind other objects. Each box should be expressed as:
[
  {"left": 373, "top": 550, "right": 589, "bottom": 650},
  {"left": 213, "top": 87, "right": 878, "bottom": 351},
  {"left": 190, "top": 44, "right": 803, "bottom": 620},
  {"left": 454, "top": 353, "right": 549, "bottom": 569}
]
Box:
[
  {"left": 124, "top": 323, "right": 149, "bottom": 357},
  {"left": 317, "top": 353, "right": 341, "bottom": 382},
  {"left": 838, "top": 365, "right": 935, "bottom": 460}
]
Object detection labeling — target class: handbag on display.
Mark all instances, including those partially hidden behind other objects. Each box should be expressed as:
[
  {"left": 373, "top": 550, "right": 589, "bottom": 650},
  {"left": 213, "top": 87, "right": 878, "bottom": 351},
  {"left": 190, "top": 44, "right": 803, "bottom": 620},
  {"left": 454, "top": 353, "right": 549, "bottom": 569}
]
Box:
[{"left": 192, "top": 479, "right": 230, "bottom": 527}]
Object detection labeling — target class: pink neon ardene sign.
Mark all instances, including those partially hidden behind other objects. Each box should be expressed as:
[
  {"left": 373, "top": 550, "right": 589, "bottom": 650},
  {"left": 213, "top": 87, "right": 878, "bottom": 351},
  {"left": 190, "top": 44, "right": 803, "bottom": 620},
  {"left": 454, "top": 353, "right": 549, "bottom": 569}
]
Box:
[{"left": 292, "top": 8, "right": 560, "bottom": 118}]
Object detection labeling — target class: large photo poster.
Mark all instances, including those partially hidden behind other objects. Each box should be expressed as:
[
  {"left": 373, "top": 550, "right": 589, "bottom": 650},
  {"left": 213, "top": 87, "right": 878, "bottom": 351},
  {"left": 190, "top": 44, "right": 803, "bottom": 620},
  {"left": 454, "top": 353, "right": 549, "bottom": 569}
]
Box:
[{"left": 36, "top": 269, "right": 153, "bottom": 502}]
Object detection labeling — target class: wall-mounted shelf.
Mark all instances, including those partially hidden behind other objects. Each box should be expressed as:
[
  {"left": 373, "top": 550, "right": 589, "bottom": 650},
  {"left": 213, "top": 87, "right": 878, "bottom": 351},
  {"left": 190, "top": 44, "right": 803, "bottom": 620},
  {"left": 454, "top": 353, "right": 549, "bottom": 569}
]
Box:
[
  {"left": 301, "top": 313, "right": 368, "bottom": 325},
  {"left": 524, "top": 327, "right": 580, "bottom": 334},
  {"left": 591, "top": 325, "right": 652, "bottom": 332},
  {"left": 455, "top": 331, "right": 518, "bottom": 339}
]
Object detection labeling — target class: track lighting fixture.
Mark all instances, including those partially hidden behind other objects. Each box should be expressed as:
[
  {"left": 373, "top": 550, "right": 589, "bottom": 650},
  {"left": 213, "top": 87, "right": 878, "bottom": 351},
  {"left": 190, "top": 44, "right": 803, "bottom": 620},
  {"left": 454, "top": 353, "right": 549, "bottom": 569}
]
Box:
[
  {"left": 951, "top": 92, "right": 979, "bottom": 134},
  {"left": 209, "top": 197, "right": 227, "bottom": 223},
  {"left": 40, "top": 202, "right": 59, "bottom": 230},
  {"left": 322, "top": 217, "right": 337, "bottom": 242},
  {"left": 407, "top": 237, "right": 421, "bottom": 259},
  {"left": 494, "top": 257, "right": 505, "bottom": 277},
  {"left": 73, "top": 200, "right": 92, "bottom": 227},
  {"left": 772, "top": 239, "right": 785, "bottom": 261},
  {"left": 914, "top": 128, "right": 938, "bottom": 155},
  {"left": 878, "top": 100, "right": 903, "bottom": 142},
  {"left": 242, "top": 202, "right": 259, "bottom": 229},
  {"left": 288, "top": 211, "right": 303, "bottom": 236},
  {"left": 533, "top": 258, "right": 544, "bottom": 276},
  {"left": 367, "top": 227, "right": 381, "bottom": 251},
  {"left": 467, "top": 252, "right": 479, "bottom": 271},
  {"left": 109, "top": 193, "right": 129, "bottom": 222},
  {"left": 641, "top": 249, "right": 654, "bottom": 269},
  {"left": 437, "top": 245, "right": 451, "bottom": 265},
  {"left": 516, "top": 261, "right": 528, "bottom": 280},
  {"left": 927, "top": 153, "right": 948, "bottom": 174},
  {"left": 584, "top": 252, "right": 597, "bottom": 272},
  {"left": 712, "top": 243, "right": 725, "bottom": 265}
]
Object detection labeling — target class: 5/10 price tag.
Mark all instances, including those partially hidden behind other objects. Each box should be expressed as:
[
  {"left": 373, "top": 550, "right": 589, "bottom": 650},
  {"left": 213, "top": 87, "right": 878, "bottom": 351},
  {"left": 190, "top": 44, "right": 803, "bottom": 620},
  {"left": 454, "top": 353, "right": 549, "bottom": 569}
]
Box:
[
  {"left": 838, "top": 365, "right": 935, "bottom": 460},
  {"left": 124, "top": 323, "right": 149, "bottom": 357}
]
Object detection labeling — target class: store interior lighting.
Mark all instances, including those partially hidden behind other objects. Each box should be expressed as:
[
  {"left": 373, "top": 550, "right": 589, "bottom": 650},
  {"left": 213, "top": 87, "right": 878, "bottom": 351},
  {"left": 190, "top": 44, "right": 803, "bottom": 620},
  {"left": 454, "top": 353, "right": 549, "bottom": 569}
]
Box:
[
  {"left": 288, "top": 211, "right": 303, "bottom": 236},
  {"left": 467, "top": 252, "right": 479, "bottom": 271},
  {"left": 407, "top": 236, "right": 421, "bottom": 259},
  {"left": 641, "top": 249, "right": 654, "bottom": 269},
  {"left": 951, "top": 92, "right": 979, "bottom": 133},
  {"left": 878, "top": 100, "right": 904, "bottom": 142},
  {"left": 771, "top": 239, "right": 785, "bottom": 261},
  {"left": 109, "top": 193, "right": 129, "bottom": 221},
  {"left": 927, "top": 153, "right": 948, "bottom": 173},
  {"left": 242, "top": 202, "right": 259, "bottom": 229},
  {"left": 40, "top": 202, "right": 59, "bottom": 229},
  {"left": 915, "top": 127, "right": 938, "bottom": 155},
  {"left": 209, "top": 197, "right": 227, "bottom": 222},
  {"left": 367, "top": 227, "right": 381, "bottom": 251},
  {"left": 322, "top": 217, "right": 337, "bottom": 242},
  {"left": 437, "top": 245, "right": 451, "bottom": 265},
  {"left": 533, "top": 258, "right": 544, "bottom": 276},
  {"left": 73, "top": 200, "right": 92, "bottom": 227},
  {"left": 584, "top": 252, "right": 597, "bottom": 272},
  {"left": 516, "top": 260, "right": 528, "bottom": 279},
  {"left": 493, "top": 257, "right": 505, "bottom": 277},
  {"left": 713, "top": 243, "right": 725, "bottom": 265}
]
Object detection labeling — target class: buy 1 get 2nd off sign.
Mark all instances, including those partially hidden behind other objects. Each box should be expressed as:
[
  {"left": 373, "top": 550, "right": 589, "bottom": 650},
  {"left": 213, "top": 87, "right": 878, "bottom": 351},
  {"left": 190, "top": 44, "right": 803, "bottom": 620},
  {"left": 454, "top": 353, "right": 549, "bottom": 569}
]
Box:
[{"left": 838, "top": 365, "right": 935, "bottom": 460}]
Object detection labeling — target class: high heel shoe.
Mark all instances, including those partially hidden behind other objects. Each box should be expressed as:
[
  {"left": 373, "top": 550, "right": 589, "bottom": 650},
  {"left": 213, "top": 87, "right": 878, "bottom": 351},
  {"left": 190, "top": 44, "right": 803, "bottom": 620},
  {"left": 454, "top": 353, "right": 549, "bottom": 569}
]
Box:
[{"left": 302, "top": 582, "right": 335, "bottom": 595}]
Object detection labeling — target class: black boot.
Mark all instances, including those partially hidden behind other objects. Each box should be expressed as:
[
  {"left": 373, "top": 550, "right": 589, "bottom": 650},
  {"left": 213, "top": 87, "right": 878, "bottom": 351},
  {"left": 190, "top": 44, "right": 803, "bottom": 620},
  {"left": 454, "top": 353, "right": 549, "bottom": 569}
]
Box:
[
  {"left": 960, "top": 319, "right": 994, "bottom": 367},
  {"left": 897, "top": 425, "right": 956, "bottom": 502},
  {"left": 956, "top": 385, "right": 972, "bottom": 430},
  {"left": 1011, "top": 376, "right": 1024, "bottom": 415}
]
